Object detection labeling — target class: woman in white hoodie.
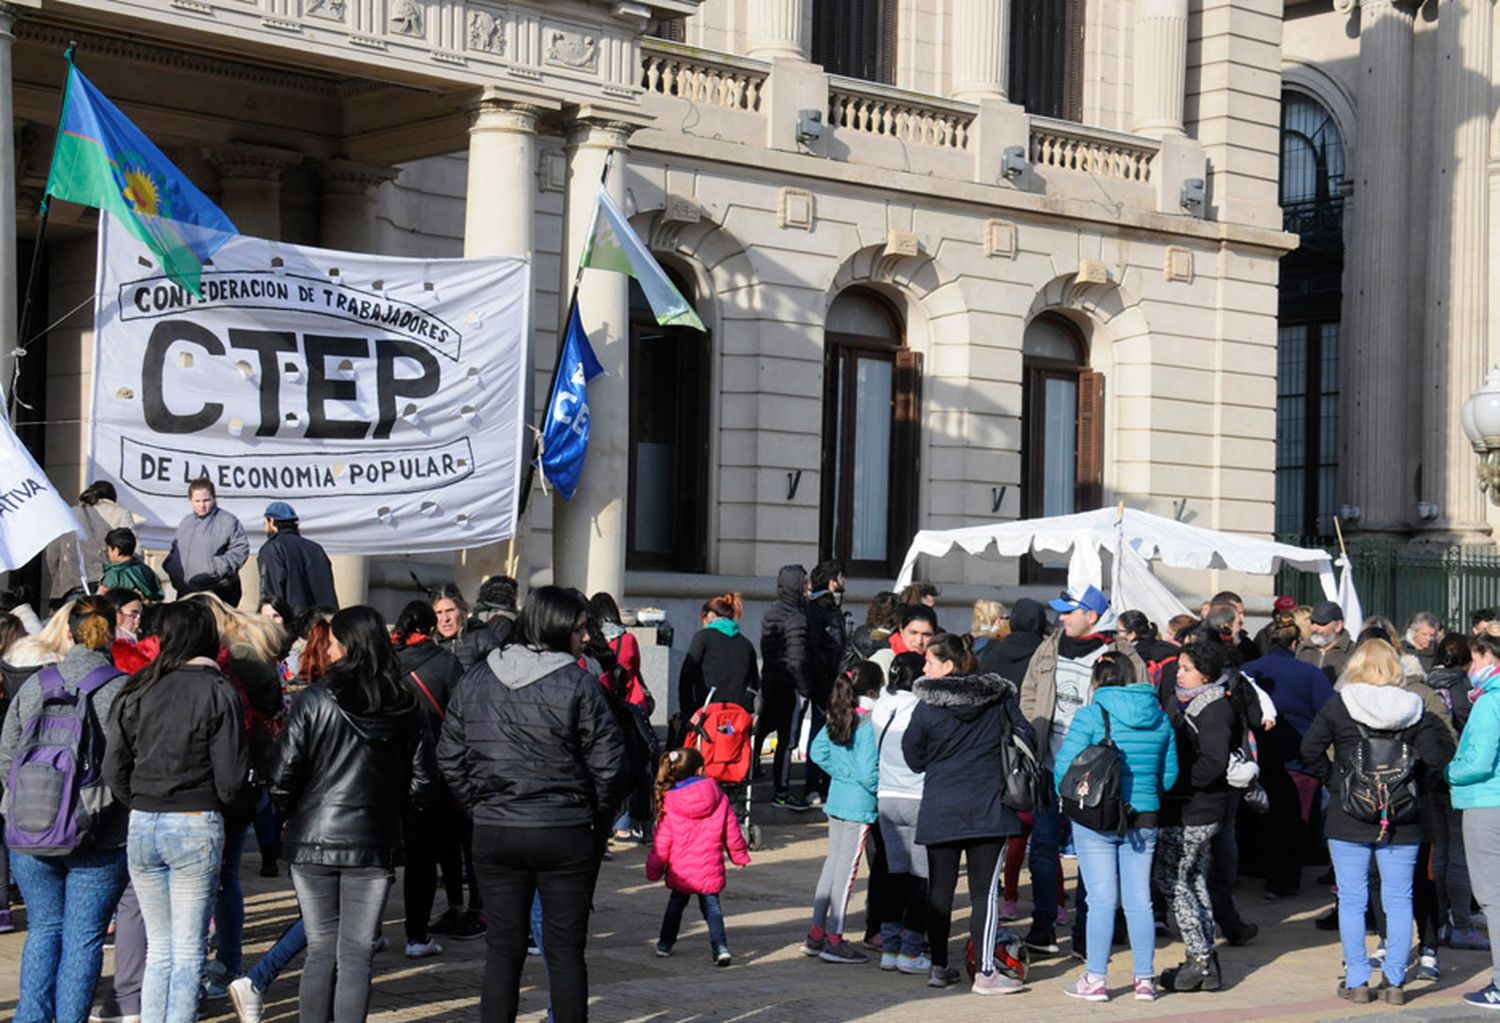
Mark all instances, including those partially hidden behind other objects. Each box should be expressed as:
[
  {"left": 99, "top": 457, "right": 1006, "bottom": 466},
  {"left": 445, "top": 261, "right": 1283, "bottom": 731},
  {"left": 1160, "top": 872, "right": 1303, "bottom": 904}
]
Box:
[{"left": 871, "top": 651, "right": 929, "bottom": 975}]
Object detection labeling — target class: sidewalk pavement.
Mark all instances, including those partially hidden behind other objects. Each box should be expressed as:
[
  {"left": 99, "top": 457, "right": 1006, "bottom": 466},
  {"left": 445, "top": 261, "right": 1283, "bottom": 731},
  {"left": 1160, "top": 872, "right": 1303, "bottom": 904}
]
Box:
[{"left": 0, "top": 809, "right": 1492, "bottom": 1022}]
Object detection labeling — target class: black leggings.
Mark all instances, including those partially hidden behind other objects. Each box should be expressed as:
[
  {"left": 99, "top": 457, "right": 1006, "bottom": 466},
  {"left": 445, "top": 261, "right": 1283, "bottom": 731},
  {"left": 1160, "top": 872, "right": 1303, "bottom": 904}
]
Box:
[
  {"left": 403, "top": 805, "right": 465, "bottom": 942},
  {"left": 753, "top": 686, "right": 797, "bottom": 793},
  {"left": 926, "top": 839, "right": 1004, "bottom": 970}
]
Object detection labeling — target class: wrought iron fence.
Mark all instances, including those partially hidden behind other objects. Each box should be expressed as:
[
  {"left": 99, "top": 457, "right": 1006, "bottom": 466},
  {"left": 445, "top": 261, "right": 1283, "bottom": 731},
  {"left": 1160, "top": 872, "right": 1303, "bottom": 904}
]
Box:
[{"left": 1275, "top": 536, "right": 1500, "bottom": 630}]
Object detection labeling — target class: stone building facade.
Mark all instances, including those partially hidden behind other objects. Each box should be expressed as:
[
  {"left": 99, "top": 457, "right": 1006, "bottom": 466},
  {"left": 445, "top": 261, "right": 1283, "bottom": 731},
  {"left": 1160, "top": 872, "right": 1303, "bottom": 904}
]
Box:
[{"left": 4, "top": 0, "right": 1292, "bottom": 635}]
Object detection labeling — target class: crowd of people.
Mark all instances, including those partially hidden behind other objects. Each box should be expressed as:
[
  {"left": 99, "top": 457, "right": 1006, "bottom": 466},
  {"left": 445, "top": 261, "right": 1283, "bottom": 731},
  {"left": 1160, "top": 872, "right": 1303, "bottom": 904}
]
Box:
[{"left": 2, "top": 480, "right": 1500, "bottom": 1020}]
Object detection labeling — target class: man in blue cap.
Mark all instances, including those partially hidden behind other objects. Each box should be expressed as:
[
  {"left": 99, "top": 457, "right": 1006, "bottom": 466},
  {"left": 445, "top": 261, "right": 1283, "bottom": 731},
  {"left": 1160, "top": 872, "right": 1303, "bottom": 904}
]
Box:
[
  {"left": 1017, "top": 583, "right": 1147, "bottom": 955},
  {"left": 258, "top": 501, "right": 338, "bottom": 616}
]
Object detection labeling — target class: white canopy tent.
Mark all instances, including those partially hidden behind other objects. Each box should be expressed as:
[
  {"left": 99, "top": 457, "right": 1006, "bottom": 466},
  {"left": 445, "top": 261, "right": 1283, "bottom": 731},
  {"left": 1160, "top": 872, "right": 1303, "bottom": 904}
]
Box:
[{"left": 895, "top": 507, "right": 1339, "bottom": 628}]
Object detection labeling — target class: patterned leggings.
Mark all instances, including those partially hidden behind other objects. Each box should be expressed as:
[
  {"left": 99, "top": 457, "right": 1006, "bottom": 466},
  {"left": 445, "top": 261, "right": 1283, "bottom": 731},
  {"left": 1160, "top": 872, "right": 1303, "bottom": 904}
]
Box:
[{"left": 1154, "top": 823, "right": 1219, "bottom": 960}]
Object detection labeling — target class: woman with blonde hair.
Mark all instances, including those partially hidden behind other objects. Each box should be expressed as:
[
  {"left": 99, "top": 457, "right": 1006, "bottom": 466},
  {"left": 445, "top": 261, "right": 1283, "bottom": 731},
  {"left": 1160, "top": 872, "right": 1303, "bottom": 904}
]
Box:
[
  {"left": 970, "top": 599, "right": 1009, "bottom": 654},
  {"left": 1301, "top": 639, "right": 1449, "bottom": 1005}
]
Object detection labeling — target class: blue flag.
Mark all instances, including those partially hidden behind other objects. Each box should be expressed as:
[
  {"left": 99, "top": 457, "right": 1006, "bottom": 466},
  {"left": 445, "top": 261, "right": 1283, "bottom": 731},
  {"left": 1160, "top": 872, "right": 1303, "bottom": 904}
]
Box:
[{"left": 539, "top": 306, "right": 604, "bottom": 500}]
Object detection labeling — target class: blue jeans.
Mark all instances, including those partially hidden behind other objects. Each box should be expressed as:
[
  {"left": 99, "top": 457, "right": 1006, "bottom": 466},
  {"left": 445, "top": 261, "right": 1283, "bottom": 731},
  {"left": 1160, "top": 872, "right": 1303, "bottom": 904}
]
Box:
[
  {"left": 248, "top": 918, "right": 307, "bottom": 993},
  {"left": 9, "top": 846, "right": 128, "bottom": 1023},
  {"left": 1074, "top": 824, "right": 1158, "bottom": 979},
  {"left": 1329, "top": 837, "right": 1418, "bottom": 988},
  {"left": 215, "top": 823, "right": 247, "bottom": 975},
  {"left": 128, "top": 810, "right": 226, "bottom": 1023},
  {"left": 530, "top": 893, "right": 554, "bottom": 1023},
  {"left": 659, "top": 890, "right": 728, "bottom": 951},
  {"left": 1029, "top": 774, "right": 1062, "bottom": 925}
]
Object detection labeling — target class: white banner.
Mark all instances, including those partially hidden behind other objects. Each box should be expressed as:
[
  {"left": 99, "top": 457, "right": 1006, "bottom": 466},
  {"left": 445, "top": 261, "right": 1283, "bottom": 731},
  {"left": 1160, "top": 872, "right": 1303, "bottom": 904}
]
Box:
[
  {"left": 89, "top": 215, "right": 530, "bottom": 556},
  {"left": 0, "top": 415, "right": 82, "bottom": 572}
]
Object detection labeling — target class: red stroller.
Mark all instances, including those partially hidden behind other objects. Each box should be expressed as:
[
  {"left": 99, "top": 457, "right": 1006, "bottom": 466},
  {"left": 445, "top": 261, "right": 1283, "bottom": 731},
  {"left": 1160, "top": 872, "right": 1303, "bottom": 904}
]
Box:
[{"left": 682, "top": 697, "right": 761, "bottom": 849}]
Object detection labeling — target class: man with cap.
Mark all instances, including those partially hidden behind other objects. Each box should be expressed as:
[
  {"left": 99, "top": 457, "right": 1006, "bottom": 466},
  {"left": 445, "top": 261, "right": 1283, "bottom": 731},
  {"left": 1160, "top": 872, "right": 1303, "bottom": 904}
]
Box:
[
  {"left": 1017, "top": 583, "right": 1147, "bottom": 954},
  {"left": 1296, "top": 600, "right": 1353, "bottom": 683},
  {"left": 258, "top": 501, "right": 338, "bottom": 616}
]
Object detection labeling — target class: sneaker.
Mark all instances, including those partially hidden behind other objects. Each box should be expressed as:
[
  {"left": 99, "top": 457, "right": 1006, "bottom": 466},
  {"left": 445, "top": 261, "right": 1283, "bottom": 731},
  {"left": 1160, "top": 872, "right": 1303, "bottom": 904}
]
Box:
[
  {"left": 1023, "top": 926, "right": 1059, "bottom": 954},
  {"left": 819, "top": 936, "right": 869, "bottom": 964},
  {"left": 227, "top": 976, "right": 264, "bottom": 1023},
  {"left": 862, "top": 932, "right": 883, "bottom": 951},
  {"left": 1464, "top": 983, "right": 1500, "bottom": 1010},
  {"left": 714, "top": 946, "right": 732, "bottom": 967},
  {"left": 89, "top": 1014, "right": 142, "bottom": 1023},
  {"left": 1061, "top": 840, "right": 1077, "bottom": 859},
  {"left": 1063, "top": 973, "right": 1108, "bottom": 1002},
  {"left": 799, "top": 931, "right": 826, "bottom": 957},
  {"left": 655, "top": 941, "right": 672, "bottom": 957},
  {"left": 999, "top": 899, "right": 1021, "bottom": 922},
  {"left": 805, "top": 791, "right": 824, "bottom": 809},
  {"left": 928, "top": 965, "right": 962, "bottom": 988},
  {"left": 880, "top": 952, "right": 900, "bottom": 971},
  {"left": 429, "top": 908, "right": 463, "bottom": 935},
  {"left": 1451, "top": 926, "right": 1493, "bottom": 950},
  {"left": 896, "top": 953, "right": 931, "bottom": 974},
  {"left": 973, "top": 968, "right": 1025, "bottom": 995},
  {"left": 1133, "top": 977, "right": 1156, "bottom": 1002},
  {"left": 773, "top": 791, "right": 811, "bottom": 811},
  {"left": 0, "top": 908, "right": 12, "bottom": 934},
  {"left": 405, "top": 939, "right": 443, "bottom": 959},
  {"left": 1368, "top": 940, "right": 1386, "bottom": 969},
  {"left": 202, "top": 962, "right": 231, "bottom": 1000},
  {"left": 448, "top": 910, "right": 487, "bottom": 941},
  {"left": 527, "top": 934, "right": 541, "bottom": 956},
  {"left": 1415, "top": 947, "right": 1440, "bottom": 981}
]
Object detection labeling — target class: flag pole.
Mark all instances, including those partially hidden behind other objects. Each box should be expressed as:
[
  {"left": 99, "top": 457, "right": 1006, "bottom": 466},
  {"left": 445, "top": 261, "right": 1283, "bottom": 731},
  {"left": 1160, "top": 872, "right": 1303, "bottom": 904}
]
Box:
[
  {"left": 515, "top": 148, "right": 616, "bottom": 519},
  {"left": 10, "top": 44, "right": 77, "bottom": 425}
]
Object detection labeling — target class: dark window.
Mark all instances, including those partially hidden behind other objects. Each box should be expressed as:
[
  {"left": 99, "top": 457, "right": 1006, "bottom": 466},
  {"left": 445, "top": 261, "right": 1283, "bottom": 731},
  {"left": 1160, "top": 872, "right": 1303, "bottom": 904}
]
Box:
[
  {"left": 812, "top": 0, "right": 898, "bottom": 83},
  {"left": 1022, "top": 315, "right": 1101, "bottom": 577},
  {"left": 627, "top": 269, "right": 709, "bottom": 572},
  {"left": 647, "top": 17, "right": 686, "bottom": 42},
  {"left": 1009, "top": 0, "right": 1085, "bottom": 120},
  {"left": 1276, "top": 91, "right": 1345, "bottom": 537},
  {"left": 820, "top": 289, "right": 920, "bottom": 576}
]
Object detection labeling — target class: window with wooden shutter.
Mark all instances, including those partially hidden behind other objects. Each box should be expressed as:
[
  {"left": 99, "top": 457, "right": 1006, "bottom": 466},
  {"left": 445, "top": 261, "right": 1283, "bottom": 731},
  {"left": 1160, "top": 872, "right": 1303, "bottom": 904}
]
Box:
[
  {"left": 1009, "top": 0, "right": 1085, "bottom": 121},
  {"left": 1021, "top": 314, "right": 1096, "bottom": 580},
  {"left": 890, "top": 348, "right": 923, "bottom": 561},
  {"left": 1076, "top": 369, "right": 1105, "bottom": 510},
  {"left": 812, "top": 0, "right": 898, "bottom": 84}
]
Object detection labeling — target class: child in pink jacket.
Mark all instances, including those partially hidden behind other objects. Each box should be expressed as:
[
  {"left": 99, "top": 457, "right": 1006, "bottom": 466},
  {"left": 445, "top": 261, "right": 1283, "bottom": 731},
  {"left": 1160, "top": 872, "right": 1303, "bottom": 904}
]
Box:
[{"left": 646, "top": 747, "right": 752, "bottom": 965}]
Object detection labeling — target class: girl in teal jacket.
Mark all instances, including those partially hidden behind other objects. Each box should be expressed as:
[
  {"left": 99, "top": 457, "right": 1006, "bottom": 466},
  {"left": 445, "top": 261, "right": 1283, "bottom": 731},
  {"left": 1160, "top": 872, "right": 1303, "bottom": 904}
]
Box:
[
  {"left": 1447, "top": 627, "right": 1500, "bottom": 1011},
  {"left": 800, "top": 663, "right": 881, "bottom": 964}
]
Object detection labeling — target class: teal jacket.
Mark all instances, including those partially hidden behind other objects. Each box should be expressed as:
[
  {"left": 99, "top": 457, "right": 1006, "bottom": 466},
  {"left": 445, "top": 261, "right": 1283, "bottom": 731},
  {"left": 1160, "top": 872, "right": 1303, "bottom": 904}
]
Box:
[
  {"left": 810, "top": 712, "right": 879, "bottom": 824},
  {"left": 1053, "top": 684, "right": 1178, "bottom": 814},
  {"left": 100, "top": 557, "right": 163, "bottom": 602},
  {"left": 1447, "top": 671, "right": 1500, "bottom": 810}
]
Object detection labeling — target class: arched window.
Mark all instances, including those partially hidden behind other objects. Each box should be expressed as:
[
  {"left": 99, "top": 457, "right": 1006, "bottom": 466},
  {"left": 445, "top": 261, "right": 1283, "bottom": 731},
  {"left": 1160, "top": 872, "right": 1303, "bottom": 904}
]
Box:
[
  {"left": 1022, "top": 313, "right": 1102, "bottom": 522},
  {"left": 627, "top": 267, "right": 709, "bottom": 571},
  {"left": 1276, "top": 90, "right": 1346, "bottom": 538},
  {"left": 820, "top": 289, "right": 921, "bottom": 576},
  {"left": 812, "top": 0, "right": 897, "bottom": 84}
]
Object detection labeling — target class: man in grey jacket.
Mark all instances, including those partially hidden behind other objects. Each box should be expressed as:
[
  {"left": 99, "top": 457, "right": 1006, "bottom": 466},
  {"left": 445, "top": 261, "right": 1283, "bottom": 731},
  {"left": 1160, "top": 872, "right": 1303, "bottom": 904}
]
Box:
[{"left": 163, "top": 479, "right": 250, "bottom": 606}]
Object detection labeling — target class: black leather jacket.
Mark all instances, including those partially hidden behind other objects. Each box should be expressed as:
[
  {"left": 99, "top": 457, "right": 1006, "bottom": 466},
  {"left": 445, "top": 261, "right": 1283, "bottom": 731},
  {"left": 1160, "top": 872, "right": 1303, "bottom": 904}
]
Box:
[
  {"left": 437, "top": 646, "right": 626, "bottom": 829},
  {"left": 269, "top": 680, "right": 435, "bottom": 868}
]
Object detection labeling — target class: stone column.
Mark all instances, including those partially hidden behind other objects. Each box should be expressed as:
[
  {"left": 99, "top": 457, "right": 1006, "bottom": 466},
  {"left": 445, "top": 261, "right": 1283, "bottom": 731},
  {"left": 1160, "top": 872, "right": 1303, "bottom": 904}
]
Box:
[
  {"left": 747, "top": 0, "right": 806, "bottom": 61},
  {"left": 316, "top": 159, "right": 398, "bottom": 605},
  {"left": 455, "top": 92, "right": 541, "bottom": 598},
  {"left": 1132, "top": 0, "right": 1189, "bottom": 136},
  {"left": 951, "top": 0, "right": 1009, "bottom": 101},
  {"left": 0, "top": 6, "right": 17, "bottom": 403},
  {"left": 552, "top": 119, "right": 633, "bottom": 599},
  {"left": 206, "top": 143, "right": 302, "bottom": 239},
  {"left": 1342, "top": 0, "right": 1415, "bottom": 537},
  {"left": 1418, "top": 0, "right": 1493, "bottom": 543}
]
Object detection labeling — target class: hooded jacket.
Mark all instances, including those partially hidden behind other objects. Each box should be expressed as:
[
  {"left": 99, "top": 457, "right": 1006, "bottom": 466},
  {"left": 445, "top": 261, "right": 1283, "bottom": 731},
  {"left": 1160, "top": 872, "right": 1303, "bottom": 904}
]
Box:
[
  {"left": 976, "top": 598, "right": 1048, "bottom": 684},
  {"left": 1296, "top": 629, "right": 1354, "bottom": 683},
  {"left": 1020, "top": 629, "right": 1147, "bottom": 766},
  {"left": 805, "top": 593, "right": 848, "bottom": 708},
  {"left": 163, "top": 506, "right": 250, "bottom": 603},
  {"left": 1427, "top": 666, "right": 1474, "bottom": 733},
  {"left": 258, "top": 527, "right": 339, "bottom": 616},
  {"left": 646, "top": 776, "right": 750, "bottom": 894},
  {"left": 871, "top": 688, "right": 924, "bottom": 801},
  {"left": 395, "top": 640, "right": 463, "bottom": 740},
  {"left": 902, "top": 672, "right": 1035, "bottom": 845},
  {"left": 1448, "top": 670, "right": 1500, "bottom": 810},
  {"left": 759, "top": 565, "right": 809, "bottom": 695},
  {"left": 437, "top": 644, "right": 626, "bottom": 829},
  {"left": 1162, "top": 680, "right": 1238, "bottom": 827},
  {"left": 679, "top": 621, "right": 759, "bottom": 716},
  {"left": 270, "top": 680, "right": 434, "bottom": 867},
  {"left": 1301, "top": 682, "right": 1450, "bottom": 844},
  {"left": 1053, "top": 683, "right": 1178, "bottom": 816},
  {"left": 810, "top": 711, "right": 879, "bottom": 823}
]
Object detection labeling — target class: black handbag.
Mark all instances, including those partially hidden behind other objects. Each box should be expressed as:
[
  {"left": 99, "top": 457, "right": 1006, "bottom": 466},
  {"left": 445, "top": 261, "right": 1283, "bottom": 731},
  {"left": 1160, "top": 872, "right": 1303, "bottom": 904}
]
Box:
[
  {"left": 998, "top": 702, "right": 1041, "bottom": 812},
  {"left": 1058, "top": 707, "right": 1127, "bottom": 833}
]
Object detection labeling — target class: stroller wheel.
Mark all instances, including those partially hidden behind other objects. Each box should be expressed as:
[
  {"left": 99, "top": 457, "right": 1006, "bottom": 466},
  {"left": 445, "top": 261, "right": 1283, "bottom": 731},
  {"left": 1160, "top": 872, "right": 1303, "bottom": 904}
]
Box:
[{"left": 748, "top": 823, "right": 762, "bottom": 850}]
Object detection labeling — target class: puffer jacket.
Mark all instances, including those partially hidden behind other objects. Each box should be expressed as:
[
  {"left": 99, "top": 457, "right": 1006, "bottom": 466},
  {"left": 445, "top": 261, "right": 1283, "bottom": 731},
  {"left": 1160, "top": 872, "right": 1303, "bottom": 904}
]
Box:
[
  {"left": 1427, "top": 666, "right": 1475, "bottom": 733},
  {"left": 646, "top": 776, "right": 750, "bottom": 894},
  {"left": 871, "top": 688, "right": 924, "bottom": 801},
  {"left": 759, "top": 565, "right": 809, "bottom": 695},
  {"left": 436, "top": 621, "right": 500, "bottom": 673},
  {"left": 270, "top": 678, "right": 434, "bottom": 868},
  {"left": 1448, "top": 669, "right": 1500, "bottom": 809},
  {"left": 809, "top": 711, "right": 879, "bottom": 824},
  {"left": 977, "top": 598, "right": 1049, "bottom": 684},
  {"left": 902, "top": 672, "right": 1035, "bottom": 846},
  {"left": 1162, "top": 679, "right": 1238, "bottom": 827},
  {"left": 805, "top": 595, "right": 848, "bottom": 708},
  {"left": 437, "top": 645, "right": 626, "bottom": 829},
  {"left": 1054, "top": 683, "right": 1177, "bottom": 815},
  {"left": 396, "top": 639, "right": 463, "bottom": 740},
  {"left": 1302, "top": 682, "right": 1451, "bottom": 843}
]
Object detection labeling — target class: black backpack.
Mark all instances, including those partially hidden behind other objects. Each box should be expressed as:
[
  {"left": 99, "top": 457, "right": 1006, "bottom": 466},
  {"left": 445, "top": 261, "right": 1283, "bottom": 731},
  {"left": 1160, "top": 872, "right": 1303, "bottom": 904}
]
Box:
[
  {"left": 1058, "top": 707, "right": 1127, "bottom": 833},
  {"left": 998, "top": 700, "right": 1041, "bottom": 813},
  {"left": 1339, "top": 723, "right": 1420, "bottom": 837}
]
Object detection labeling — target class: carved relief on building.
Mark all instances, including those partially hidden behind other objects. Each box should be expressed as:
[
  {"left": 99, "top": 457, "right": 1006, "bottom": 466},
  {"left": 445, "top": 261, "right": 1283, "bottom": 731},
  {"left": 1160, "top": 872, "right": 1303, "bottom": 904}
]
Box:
[
  {"left": 390, "top": 0, "right": 424, "bottom": 36},
  {"left": 305, "top": 0, "right": 346, "bottom": 19},
  {"left": 467, "top": 6, "right": 505, "bottom": 54},
  {"left": 545, "top": 28, "right": 598, "bottom": 72}
]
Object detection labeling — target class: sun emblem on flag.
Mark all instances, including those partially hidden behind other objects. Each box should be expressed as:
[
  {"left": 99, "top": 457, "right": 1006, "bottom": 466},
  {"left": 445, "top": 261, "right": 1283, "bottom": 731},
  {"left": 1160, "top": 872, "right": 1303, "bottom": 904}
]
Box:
[{"left": 120, "top": 167, "right": 162, "bottom": 218}]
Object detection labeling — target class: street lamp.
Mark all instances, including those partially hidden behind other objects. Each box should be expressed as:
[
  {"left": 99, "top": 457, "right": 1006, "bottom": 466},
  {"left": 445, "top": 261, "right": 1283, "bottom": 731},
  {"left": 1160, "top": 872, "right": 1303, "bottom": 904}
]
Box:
[{"left": 1461, "top": 367, "right": 1500, "bottom": 504}]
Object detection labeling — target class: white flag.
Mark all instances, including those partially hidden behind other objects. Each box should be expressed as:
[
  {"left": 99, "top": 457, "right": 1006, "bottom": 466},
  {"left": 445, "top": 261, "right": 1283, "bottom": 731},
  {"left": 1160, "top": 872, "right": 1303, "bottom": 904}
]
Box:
[
  {"left": 0, "top": 416, "right": 82, "bottom": 570},
  {"left": 1336, "top": 554, "right": 1363, "bottom": 631}
]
